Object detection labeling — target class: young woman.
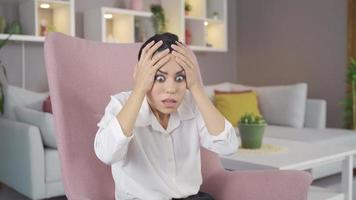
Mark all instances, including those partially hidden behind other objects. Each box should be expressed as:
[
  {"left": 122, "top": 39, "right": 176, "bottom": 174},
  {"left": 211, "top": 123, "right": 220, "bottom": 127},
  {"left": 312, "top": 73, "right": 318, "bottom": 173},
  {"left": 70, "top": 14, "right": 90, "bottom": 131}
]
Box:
[{"left": 94, "top": 32, "right": 238, "bottom": 200}]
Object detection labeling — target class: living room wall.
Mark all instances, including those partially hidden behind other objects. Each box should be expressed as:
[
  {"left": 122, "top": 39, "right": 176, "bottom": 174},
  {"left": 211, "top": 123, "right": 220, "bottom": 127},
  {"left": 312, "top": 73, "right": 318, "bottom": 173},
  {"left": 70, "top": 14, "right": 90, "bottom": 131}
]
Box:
[
  {"left": 0, "top": 0, "right": 238, "bottom": 92},
  {"left": 235, "top": 0, "right": 348, "bottom": 128}
]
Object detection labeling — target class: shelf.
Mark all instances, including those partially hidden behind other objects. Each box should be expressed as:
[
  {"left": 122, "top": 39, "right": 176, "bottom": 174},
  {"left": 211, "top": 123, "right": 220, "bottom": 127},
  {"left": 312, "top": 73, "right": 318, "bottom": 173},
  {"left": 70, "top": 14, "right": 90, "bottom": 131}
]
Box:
[
  {"left": 185, "top": 0, "right": 206, "bottom": 18},
  {"left": 185, "top": 16, "right": 223, "bottom": 24},
  {"left": 0, "top": 33, "right": 44, "bottom": 42},
  {"left": 36, "top": 0, "right": 73, "bottom": 36},
  {"left": 102, "top": 7, "right": 152, "bottom": 17},
  {"left": 189, "top": 45, "right": 227, "bottom": 52},
  {"left": 83, "top": 0, "right": 227, "bottom": 52},
  {"left": 84, "top": 7, "right": 154, "bottom": 43},
  {"left": 38, "top": 0, "right": 70, "bottom": 5}
]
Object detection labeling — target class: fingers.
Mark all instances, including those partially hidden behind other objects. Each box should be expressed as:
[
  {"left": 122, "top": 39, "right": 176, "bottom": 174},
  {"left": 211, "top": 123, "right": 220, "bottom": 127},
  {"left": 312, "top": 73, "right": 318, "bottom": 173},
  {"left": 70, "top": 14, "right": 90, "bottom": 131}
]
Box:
[
  {"left": 140, "top": 40, "right": 155, "bottom": 60},
  {"left": 151, "top": 48, "right": 170, "bottom": 66},
  {"left": 152, "top": 54, "right": 171, "bottom": 71},
  {"left": 142, "top": 40, "right": 163, "bottom": 63},
  {"left": 171, "top": 49, "right": 194, "bottom": 69},
  {"left": 175, "top": 56, "right": 190, "bottom": 71},
  {"left": 171, "top": 42, "right": 187, "bottom": 55}
]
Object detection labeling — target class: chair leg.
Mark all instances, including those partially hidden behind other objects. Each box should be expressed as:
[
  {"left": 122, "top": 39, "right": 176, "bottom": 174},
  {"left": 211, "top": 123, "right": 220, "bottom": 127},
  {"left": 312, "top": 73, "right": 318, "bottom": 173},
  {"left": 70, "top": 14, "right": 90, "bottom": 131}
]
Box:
[{"left": 354, "top": 168, "right": 356, "bottom": 176}]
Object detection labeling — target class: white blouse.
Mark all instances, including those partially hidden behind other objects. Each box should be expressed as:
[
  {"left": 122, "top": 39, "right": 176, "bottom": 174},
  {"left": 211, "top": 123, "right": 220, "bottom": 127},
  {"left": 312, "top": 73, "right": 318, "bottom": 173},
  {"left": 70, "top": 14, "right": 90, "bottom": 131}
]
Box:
[{"left": 94, "top": 91, "right": 239, "bottom": 200}]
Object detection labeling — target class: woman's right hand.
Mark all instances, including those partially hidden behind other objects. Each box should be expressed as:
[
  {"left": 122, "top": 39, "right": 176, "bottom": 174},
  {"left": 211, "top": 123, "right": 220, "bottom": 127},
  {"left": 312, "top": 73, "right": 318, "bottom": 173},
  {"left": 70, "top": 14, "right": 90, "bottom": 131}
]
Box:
[{"left": 133, "top": 40, "right": 171, "bottom": 93}]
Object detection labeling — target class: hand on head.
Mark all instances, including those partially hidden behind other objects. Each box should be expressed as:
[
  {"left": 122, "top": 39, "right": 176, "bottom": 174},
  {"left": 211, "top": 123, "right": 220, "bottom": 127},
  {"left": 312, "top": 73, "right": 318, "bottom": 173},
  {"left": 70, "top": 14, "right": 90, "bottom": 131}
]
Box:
[
  {"left": 133, "top": 40, "right": 170, "bottom": 93},
  {"left": 133, "top": 32, "right": 202, "bottom": 94},
  {"left": 171, "top": 41, "right": 202, "bottom": 90}
]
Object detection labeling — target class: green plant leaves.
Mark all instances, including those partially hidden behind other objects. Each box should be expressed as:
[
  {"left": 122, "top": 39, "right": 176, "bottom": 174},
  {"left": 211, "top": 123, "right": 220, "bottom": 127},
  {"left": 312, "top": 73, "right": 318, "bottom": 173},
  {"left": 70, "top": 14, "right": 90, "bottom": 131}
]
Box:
[
  {"left": 239, "top": 113, "right": 266, "bottom": 125},
  {"left": 150, "top": 4, "right": 166, "bottom": 34},
  {"left": 342, "top": 57, "right": 356, "bottom": 129}
]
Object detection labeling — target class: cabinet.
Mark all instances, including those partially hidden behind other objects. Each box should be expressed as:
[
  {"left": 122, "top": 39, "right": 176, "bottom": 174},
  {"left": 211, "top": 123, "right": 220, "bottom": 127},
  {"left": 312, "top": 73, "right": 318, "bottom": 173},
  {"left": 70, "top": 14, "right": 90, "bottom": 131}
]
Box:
[
  {"left": 0, "top": 0, "right": 75, "bottom": 42},
  {"left": 84, "top": 0, "right": 227, "bottom": 52}
]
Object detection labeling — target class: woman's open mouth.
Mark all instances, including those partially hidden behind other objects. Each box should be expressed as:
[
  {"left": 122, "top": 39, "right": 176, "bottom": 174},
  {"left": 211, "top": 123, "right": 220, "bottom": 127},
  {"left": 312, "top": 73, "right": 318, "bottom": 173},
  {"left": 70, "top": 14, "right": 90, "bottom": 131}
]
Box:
[{"left": 162, "top": 98, "right": 177, "bottom": 108}]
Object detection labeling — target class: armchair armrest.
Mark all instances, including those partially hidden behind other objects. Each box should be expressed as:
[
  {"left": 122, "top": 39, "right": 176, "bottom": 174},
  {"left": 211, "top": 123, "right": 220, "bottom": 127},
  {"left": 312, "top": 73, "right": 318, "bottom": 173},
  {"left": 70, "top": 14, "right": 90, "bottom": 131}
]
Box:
[
  {"left": 0, "top": 118, "right": 46, "bottom": 199},
  {"left": 201, "top": 169, "right": 312, "bottom": 200},
  {"left": 304, "top": 99, "right": 326, "bottom": 129}
]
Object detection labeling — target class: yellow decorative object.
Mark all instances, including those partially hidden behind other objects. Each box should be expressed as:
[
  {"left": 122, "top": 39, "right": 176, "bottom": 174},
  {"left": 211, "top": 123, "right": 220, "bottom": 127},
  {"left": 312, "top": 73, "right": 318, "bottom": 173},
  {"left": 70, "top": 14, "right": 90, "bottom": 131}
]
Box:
[
  {"left": 238, "top": 144, "right": 288, "bottom": 154},
  {"left": 214, "top": 91, "right": 261, "bottom": 126}
]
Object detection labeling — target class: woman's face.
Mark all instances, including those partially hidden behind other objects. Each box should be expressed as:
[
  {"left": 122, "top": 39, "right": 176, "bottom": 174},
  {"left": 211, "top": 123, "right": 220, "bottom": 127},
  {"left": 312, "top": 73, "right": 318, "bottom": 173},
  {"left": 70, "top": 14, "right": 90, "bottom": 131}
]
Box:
[{"left": 147, "top": 54, "right": 187, "bottom": 117}]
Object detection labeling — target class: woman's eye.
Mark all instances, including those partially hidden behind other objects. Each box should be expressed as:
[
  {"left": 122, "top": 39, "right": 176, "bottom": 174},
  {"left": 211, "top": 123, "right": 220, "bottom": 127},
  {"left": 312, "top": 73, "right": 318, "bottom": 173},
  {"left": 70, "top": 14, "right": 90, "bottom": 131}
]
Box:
[
  {"left": 154, "top": 75, "right": 165, "bottom": 82},
  {"left": 176, "top": 75, "right": 186, "bottom": 82}
]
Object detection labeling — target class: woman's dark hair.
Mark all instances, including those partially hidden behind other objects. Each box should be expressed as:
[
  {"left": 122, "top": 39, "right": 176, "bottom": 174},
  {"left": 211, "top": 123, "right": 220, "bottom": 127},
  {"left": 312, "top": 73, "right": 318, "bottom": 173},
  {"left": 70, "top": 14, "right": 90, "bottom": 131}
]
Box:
[{"left": 138, "top": 32, "right": 180, "bottom": 61}]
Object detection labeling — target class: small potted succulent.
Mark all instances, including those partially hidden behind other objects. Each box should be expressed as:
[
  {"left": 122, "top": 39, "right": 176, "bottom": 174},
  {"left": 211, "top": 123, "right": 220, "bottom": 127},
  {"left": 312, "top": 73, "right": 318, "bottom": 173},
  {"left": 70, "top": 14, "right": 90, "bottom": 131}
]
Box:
[{"left": 238, "top": 113, "right": 267, "bottom": 149}]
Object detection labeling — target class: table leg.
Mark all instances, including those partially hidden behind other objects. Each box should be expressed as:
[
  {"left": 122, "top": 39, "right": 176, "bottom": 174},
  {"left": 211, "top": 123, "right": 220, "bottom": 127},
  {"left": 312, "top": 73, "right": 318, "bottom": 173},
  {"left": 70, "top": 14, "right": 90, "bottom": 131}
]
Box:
[{"left": 342, "top": 155, "right": 353, "bottom": 200}]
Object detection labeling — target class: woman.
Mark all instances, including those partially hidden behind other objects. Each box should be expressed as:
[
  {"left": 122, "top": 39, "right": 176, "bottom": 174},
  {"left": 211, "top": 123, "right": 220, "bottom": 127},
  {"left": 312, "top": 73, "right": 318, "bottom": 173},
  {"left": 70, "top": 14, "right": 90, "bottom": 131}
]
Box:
[{"left": 94, "top": 32, "right": 238, "bottom": 200}]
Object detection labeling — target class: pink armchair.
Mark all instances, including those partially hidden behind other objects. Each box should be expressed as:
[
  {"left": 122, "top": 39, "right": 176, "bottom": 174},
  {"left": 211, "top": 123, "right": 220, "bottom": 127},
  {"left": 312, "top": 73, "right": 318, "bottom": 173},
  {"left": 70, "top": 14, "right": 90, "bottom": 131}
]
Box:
[{"left": 44, "top": 33, "right": 312, "bottom": 200}]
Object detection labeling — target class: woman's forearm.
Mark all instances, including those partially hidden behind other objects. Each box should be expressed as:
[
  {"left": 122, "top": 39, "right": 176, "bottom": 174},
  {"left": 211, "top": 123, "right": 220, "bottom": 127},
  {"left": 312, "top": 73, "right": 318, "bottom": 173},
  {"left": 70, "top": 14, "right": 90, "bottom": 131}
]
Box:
[
  {"left": 117, "top": 88, "right": 146, "bottom": 137},
  {"left": 190, "top": 85, "right": 225, "bottom": 135}
]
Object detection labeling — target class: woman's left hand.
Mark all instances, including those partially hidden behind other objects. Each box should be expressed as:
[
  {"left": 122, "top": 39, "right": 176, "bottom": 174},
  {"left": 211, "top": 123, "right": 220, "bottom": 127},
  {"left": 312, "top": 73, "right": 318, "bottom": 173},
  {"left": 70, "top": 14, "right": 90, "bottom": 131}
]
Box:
[{"left": 171, "top": 41, "right": 202, "bottom": 90}]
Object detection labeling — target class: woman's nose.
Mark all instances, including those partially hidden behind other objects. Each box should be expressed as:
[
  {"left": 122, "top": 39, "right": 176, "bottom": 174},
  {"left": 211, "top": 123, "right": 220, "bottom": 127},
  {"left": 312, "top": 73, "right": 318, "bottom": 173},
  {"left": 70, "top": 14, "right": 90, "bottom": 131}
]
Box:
[{"left": 165, "top": 80, "right": 177, "bottom": 94}]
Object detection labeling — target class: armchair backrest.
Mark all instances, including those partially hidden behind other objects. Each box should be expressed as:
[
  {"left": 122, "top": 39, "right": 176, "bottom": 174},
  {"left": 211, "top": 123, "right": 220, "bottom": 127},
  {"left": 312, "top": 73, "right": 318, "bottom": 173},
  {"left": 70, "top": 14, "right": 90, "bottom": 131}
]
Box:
[
  {"left": 45, "top": 33, "right": 140, "bottom": 199},
  {"left": 44, "top": 33, "right": 222, "bottom": 199}
]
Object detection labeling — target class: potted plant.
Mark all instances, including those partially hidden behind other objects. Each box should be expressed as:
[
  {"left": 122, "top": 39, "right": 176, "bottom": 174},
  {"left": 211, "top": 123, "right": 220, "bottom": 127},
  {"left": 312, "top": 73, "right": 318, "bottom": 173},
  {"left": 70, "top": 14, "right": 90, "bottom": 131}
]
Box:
[
  {"left": 0, "top": 20, "right": 19, "bottom": 115},
  {"left": 238, "top": 113, "right": 267, "bottom": 149},
  {"left": 150, "top": 4, "right": 166, "bottom": 34},
  {"left": 212, "top": 11, "right": 219, "bottom": 20},
  {"left": 341, "top": 57, "right": 356, "bottom": 129},
  {"left": 185, "top": 2, "right": 192, "bottom": 16}
]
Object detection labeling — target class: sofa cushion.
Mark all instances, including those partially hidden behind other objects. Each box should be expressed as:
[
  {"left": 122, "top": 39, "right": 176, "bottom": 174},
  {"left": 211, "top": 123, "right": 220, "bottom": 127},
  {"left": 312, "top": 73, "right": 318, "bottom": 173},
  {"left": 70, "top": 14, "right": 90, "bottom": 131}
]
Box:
[
  {"left": 14, "top": 106, "right": 57, "bottom": 148},
  {"left": 231, "top": 83, "right": 307, "bottom": 128},
  {"left": 43, "top": 95, "right": 53, "bottom": 113},
  {"left": 45, "top": 149, "right": 61, "bottom": 182},
  {"left": 214, "top": 90, "right": 261, "bottom": 126},
  {"left": 4, "top": 85, "right": 49, "bottom": 120}
]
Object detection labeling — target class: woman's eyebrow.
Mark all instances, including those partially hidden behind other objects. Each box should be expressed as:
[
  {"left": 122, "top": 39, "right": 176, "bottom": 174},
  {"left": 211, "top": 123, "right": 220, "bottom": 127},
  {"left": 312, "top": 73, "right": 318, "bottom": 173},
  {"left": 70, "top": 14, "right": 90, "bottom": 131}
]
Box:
[{"left": 158, "top": 69, "right": 185, "bottom": 75}]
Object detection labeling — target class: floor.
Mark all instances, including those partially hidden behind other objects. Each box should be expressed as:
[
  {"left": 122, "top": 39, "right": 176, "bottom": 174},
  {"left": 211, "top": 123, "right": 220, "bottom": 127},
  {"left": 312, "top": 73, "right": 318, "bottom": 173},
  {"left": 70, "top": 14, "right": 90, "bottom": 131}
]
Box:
[{"left": 0, "top": 174, "right": 355, "bottom": 200}]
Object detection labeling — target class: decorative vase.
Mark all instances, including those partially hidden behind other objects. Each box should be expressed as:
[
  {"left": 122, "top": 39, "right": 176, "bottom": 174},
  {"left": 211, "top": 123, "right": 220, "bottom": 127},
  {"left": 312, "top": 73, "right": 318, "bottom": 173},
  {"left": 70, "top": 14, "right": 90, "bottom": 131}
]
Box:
[
  {"left": 130, "top": 0, "right": 143, "bottom": 11},
  {"left": 185, "top": 29, "right": 191, "bottom": 45},
  {"left": 238, "top": 123, "right": 266, "bottom": 149}
]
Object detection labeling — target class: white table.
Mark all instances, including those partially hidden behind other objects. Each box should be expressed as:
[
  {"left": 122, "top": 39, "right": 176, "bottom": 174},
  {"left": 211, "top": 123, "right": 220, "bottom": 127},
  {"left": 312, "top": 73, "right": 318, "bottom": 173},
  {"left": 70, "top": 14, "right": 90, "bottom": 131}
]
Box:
[{"left": 220, "top": 137, "right": 356, "bottom": 200}]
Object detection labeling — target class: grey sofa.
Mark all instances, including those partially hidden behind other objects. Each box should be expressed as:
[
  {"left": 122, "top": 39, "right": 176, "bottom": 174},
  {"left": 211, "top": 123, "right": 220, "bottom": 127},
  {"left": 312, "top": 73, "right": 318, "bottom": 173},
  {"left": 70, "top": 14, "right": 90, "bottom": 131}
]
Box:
[
  {"left": 204, "top": 82, "right": 356, "bottom": 179},
  {"left": 0, "top": 85, "right": 64, "bottom": 200}
]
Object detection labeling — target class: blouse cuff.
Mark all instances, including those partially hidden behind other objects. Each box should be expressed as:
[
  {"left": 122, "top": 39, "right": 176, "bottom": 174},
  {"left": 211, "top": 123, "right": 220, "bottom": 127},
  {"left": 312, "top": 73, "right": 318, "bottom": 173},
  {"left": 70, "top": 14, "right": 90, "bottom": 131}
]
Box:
[{"left": 206, "top": 119, "right": 233, "bottom": 143}]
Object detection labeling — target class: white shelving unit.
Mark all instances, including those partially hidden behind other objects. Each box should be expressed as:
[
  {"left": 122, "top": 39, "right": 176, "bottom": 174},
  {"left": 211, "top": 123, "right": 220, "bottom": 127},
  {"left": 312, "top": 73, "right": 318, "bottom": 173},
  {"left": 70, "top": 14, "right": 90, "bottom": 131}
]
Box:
[
  {"left": 84, "top": 7, "right": 153, "bottom": 43},
  {"left": 0, "top": 0, "right": 75, "bottom": 89},
  {"left": 0, "top": 0, "right": 75, "bottom": 42},
  {"left": 84, "top": 0, "right": 227, "bottom": 52},
  {"left": 183, "top": 0, "right": 227, "bottom": 51}
]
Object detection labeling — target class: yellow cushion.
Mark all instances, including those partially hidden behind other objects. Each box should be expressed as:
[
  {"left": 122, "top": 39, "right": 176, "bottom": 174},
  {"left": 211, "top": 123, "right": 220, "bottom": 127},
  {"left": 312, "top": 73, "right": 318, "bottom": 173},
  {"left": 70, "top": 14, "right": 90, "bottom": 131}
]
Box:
[{"left": 214, "top": 90, "right": 261, "bottom": 126}]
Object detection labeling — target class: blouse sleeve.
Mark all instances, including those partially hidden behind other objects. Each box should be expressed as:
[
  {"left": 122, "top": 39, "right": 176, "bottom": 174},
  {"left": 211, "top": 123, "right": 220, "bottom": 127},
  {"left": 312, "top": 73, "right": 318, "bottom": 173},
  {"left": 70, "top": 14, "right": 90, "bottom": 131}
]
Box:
[
  {"left": 94, "top": 92, "right": 134, "bottom": 165},
  {"left": 196, "top": 109, "right": 239, "bottom": 156}
]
